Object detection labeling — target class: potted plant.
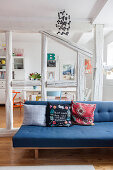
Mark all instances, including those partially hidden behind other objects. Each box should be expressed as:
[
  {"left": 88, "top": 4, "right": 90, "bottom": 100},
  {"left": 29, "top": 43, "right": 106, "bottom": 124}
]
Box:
[
  {"left": 29, "top": 72, "right": 41, "bottom": 80},
  {"left": 29, "top": 72, "right": 41, "bottom": 89}
]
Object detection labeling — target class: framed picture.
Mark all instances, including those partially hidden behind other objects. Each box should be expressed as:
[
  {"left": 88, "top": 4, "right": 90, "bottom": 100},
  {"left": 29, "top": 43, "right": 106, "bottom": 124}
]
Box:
[
  {"left": 47, "top": 60, "right": 56, "bottom": 67},
  {"left": 60, "top": 64, "right": 75, "bottom": 80},
  {"left": 47, "top": 71, "right": 55, "bottom": 81},
  {"left": 85, "top": 59, "right": 92, "bottom": 74}
]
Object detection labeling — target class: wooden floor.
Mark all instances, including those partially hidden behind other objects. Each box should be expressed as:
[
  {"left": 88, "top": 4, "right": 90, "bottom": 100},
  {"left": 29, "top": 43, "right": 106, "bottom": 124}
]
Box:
[
  {"left": 0, "top": 105, "right": 24, "bottom": 128},
  {"left": 0, "top": 106, "right": 113, "bottom": 169}
]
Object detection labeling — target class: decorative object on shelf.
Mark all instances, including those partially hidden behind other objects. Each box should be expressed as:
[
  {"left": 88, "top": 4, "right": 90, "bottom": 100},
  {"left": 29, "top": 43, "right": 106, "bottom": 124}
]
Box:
[
  {"left": 103, "top": 63, "right": 113, "bottom": 79},
  {"left": 0, "top": 58, "right": 6, "bottom": 69},
  {"left": 1, "top": 59, "right": 5, "bottom": 65},
  {"left": 29, "top": 72, "right": 41, "bottom": 80},
  {"left": 47, "top": 60, "right": 56, "bottom": 67},
  {"left": 0, "top": 71, "right": 6, "bottom": 79},
  {"left": 47, "top": 53, "right": 55, "bottom": 60},
  {"left": 85, "top": 59, "right": 92, "bottom": 74},
  {"left": 62, "top": 64, "right": 75, "bottom": 80},
  {"left": 56, "top": 10, "right": 71, "bottom": 35},
  {"left": 0, "top": 40, "right": 6, "bottom": 51},
  {"left": 47, "top": 53, "right": 56, "bottom": 67},
  {"left": 33, "top": 86, "right": 37, "bottom": 90},
  {"left": 14, "top": 58, "right": 24, "bottom": 69},
  {"left": 47, "top": 71, "right": 55, "bottom": 81},
  {"left": 12, "top": 48, "right": 24, "bottom": 56}
]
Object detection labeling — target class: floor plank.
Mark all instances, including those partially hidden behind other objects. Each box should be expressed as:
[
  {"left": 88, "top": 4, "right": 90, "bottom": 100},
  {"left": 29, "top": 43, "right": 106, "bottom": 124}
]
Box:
[
  {"left": 0, "top": 105, "right": 24, "bottom": 128},
  {"left": 0, "top": 106, "right": 113, "bottom": 169},
  {"left": 0, "top": 138, "right": 112, "bottom": 169}
]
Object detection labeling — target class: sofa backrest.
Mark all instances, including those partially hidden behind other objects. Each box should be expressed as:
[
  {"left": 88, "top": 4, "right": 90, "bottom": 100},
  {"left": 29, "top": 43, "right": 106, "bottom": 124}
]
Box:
[{"left": 24, "top": 101, "right": 113, "bottom": 122}]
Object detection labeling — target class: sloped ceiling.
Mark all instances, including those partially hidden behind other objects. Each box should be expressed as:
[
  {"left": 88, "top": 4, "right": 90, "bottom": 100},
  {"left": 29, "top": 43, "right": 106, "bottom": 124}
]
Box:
[
  {"left": 0, "top": 0, "right": 107, "bottom": 32},
  {"left": 0, "top": 0, "right": 111, "bottom": 45}
]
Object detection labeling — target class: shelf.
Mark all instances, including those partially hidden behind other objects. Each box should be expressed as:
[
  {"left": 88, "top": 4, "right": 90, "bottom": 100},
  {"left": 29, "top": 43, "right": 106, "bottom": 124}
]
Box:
[
  {"left": 0, "top": 56, "right": 6, "bottom": 58},
  {"left": 12, "top": 80, "right": 41, "bottom": 87},
  {"left": 0, "top": 49, "right": 6, "bottom": 56},
  {"left": 0, "top": 69, "right": 6, "bottom": 71},
  {"left": 47, "top": 80, "right": 77, "bottom": 87},
  {"left": 0, "top": 64, "right": 6, "bottom": 66},
  {"left": 14, "top": 63, "right": 23, "bottom": 65},
  {"left": 12, "top": 80, "right": 77, "bottom": 88},
  {"left": 13, "top": 68, "right": 24, "bottom": 70},
  {"left": 13, "top": 56, "right": 24, "bottom": 58}
]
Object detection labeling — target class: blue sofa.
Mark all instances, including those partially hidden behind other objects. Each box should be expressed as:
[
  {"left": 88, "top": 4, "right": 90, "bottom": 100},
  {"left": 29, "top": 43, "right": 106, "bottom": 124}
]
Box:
[{"left": 13, "top": 101, "right": 113, "bottom": 157}]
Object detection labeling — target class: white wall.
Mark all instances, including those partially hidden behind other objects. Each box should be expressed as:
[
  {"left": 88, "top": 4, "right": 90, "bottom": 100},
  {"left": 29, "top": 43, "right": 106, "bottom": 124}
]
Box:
[
  {"left": 84, "top": 31, "right": 113, "bottom": 101},
  {"left": 47, "top": 38, "right": 77, "bottom": 81},
  {"left": 12, "top": 33, "right": 41, "bottom": 80},
  {"left": 12, "top": 33, "right": 77, "bottom": 81},
  {"left": 103, "top": 31, "right": 113, "bottom": 101}
]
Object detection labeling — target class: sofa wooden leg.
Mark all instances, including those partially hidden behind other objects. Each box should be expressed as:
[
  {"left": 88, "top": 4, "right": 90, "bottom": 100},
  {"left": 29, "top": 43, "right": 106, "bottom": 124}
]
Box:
[{"left": 35, "top": 149, "right": 39, "bottom": 159}]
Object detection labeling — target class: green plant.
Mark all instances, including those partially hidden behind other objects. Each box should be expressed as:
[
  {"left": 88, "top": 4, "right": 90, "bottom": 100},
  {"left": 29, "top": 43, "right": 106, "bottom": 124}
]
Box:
[{"left": 29, "top": 72, "right": 41, "bottom": 80}]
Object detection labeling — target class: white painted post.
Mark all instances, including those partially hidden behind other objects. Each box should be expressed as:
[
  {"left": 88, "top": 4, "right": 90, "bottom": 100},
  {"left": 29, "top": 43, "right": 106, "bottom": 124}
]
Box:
[
  {"left": 77, "top": 52, "right": 85, "bottom": 101},
  {"left": 41, "top": 34, "right": 47, "bottom": 101},
  {"left": 5, "top": 31, "right": 13, "bottom": 130},
  {"left": 93, "top": 25, "right": 104, "bottom": 101}
]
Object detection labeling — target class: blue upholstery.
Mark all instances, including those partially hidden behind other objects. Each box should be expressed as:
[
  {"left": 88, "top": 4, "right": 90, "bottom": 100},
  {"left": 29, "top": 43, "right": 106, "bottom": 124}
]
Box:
[
  {"left": 13, "top": 101, "right": 113, "bottom": 148},
  {"left": 24, "top": 101, "right": 113, "bottom": 122},
  {"left": 25, "top": 101, "right": 48, "bottom": 105},
  {"left": 13, "top": 122, "right": 113, "bottom": 148}
]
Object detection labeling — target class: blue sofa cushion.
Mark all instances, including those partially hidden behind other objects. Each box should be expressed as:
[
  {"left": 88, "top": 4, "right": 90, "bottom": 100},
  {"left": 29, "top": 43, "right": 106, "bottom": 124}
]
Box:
[
  {"left": 13, "top": 122, "right": 113, "bottom": 148},
  {"left": 80, "top": 101, "right": 113, "bottom": 122},
  {"left": 24, "top": 101, "right": 113, "bottom": 122}
]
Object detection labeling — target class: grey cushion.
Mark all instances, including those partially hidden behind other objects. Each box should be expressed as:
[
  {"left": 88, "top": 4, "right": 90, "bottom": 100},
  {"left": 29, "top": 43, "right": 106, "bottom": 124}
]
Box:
[{"left": 23, "top": 104, "right": 46, "bottom": 126}]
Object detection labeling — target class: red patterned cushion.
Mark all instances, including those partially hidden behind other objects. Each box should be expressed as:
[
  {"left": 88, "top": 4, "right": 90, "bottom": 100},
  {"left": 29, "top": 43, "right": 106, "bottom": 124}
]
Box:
[{"left": 71, "top": 101, "right": 96, "bottom": 125}]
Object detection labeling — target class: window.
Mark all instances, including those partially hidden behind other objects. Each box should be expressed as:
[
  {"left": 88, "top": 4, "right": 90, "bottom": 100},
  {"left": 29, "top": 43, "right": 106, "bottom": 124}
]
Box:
[{"left": 106, "top": 42, "right": 113, "bottom": 79}]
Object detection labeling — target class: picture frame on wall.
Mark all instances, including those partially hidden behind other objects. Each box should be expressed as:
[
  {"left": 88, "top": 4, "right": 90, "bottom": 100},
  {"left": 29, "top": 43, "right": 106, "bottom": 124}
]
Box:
[
  {"left": 47, "top": 71, "right": 55, "bottom": 81},
  {"left": 85, "top": 59, "right": 92, "bottom": 74},
  {"left": 60, "top": 63, "right": 75, "bottom": 80},
  {"left": 47, "top": 60, "right": 56, "bottom": 67},
  {"left": 47, "top": 53, "right": 56, "bottom": 67}
]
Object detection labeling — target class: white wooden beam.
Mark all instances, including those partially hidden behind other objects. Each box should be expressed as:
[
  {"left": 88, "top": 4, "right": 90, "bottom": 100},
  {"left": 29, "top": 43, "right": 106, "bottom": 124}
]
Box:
[
  {"left": 5, "top": 31, "right": 13, "bottom": 130},
  {"left": 77, "top": 52, "right": 85, "bottom": 101},
  {"left": 41, "top": 34, "right": 47, "bottom": 101},
  {"left": 12, "top": 80, "right": 41, "bottom": 87},
  {"left": 91, "top": 0, "right": 108, "bottom": 23},
  {"left": 40, "top": 31, "right": 93, "bottom": 57},
  {"left": 47, "top": 80, "right": 77, "bottom": 87},
  {"left": 93, "top": 24, "right": 104, "bottom": 101},
  {"left": 0, "top": 128, "right": 18, "bottom": 137},
  {"left": 0, "top": 18, "right": 93, "bottom": 33}
]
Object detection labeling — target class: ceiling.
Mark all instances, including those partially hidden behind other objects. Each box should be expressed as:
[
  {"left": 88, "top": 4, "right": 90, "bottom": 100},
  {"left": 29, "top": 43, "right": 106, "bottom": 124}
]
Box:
[
  {"left": 0, "top": 0, "right": 113, "bottom": 46},
  {"left": 0, "top": 0, "right": 104, "bottom": 19},
  {"left": 0, "top": 0, "right": 108, "bottom": 31},
  {"left": 94, "top": 0, "right": 113, "bottom": 25}
]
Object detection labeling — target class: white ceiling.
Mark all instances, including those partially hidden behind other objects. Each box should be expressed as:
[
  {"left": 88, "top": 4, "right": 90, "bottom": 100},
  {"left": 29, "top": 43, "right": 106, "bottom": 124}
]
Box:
[
  {"left": 0, "top": 0, "right": 113, "bottom": 45},
  {"left": 0, "top": 0, "right": 107, "bottom": 32},
  {"left": 0, "top": 0, "right": 102, "bottom": 19},
  {"left": 94, "top": 0, "right": 113, "bottom": 25}
]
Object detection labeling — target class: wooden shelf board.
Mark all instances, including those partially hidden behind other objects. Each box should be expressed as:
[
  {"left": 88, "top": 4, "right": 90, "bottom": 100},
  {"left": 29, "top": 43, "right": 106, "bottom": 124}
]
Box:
[
  {"left": 0, "top": 56, "right": 6, "bottom": 58},
  {"left": 0, "top": 69, "right": 6, "bottom": 71}
]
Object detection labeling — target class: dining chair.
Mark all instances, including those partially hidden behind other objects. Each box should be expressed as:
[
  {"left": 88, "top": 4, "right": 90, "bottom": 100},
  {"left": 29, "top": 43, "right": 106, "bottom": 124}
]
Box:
[{"left": 47, "top": 91, "right": 62, "bottom": 101}]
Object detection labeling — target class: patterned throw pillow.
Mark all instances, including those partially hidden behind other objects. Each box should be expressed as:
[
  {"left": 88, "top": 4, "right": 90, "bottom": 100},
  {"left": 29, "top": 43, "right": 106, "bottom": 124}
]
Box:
[
  {"left": 71, "top": 101, "right": 96, "bottom": 125},
  {"left": 47, "top": 103, "right": 71, "bottom": 127}
]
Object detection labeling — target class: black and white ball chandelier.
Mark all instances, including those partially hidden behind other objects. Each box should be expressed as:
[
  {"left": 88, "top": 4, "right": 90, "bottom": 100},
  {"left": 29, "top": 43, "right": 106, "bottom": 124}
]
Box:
[{"left": 56, "top": 10, "right": 71, "bottom": 35}]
